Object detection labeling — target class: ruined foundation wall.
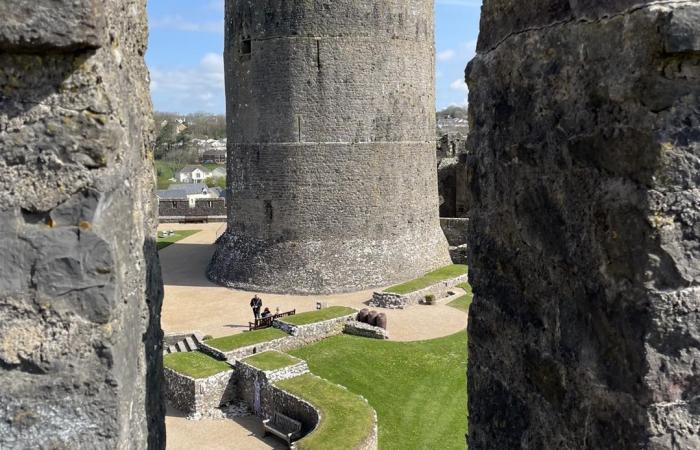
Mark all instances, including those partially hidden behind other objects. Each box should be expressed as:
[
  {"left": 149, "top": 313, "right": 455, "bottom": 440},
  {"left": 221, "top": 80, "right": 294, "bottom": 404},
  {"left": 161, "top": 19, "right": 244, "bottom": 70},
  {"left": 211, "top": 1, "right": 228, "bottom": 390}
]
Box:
[
  {"left": 467, "top": 1, "right": 699, "bottom": 449},
  {"left": 209, "top": 0, "right": 450, "bottom": 294},
  {"left": 0, "top": 1, "right": 164, "bottom": 448}
]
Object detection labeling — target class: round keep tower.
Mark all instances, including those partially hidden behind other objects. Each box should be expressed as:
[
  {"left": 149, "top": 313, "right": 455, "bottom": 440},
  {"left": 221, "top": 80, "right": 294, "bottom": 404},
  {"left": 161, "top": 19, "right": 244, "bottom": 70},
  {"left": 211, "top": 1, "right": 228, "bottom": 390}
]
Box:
[{"left": 208, "top": 0, "right": 451, "bottom": 294}]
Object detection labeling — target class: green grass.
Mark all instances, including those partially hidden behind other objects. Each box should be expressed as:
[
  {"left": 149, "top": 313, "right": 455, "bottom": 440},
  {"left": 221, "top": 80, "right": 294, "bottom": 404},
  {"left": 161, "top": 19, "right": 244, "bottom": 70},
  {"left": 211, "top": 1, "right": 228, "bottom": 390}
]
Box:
[
  {"left": 203, "top": 328, "right": 287, "bottom": 352},
  {"left": 448, "top": 283, "right": 474, "bottom": 313},
  {"left": 157, "top": 230, "right": 200, "bottom": 250},
  {"left": 276, "top": 374, "right": 375, "bottom": 450},
  {"left": 163, "top": 351, "right": 232, "bottom": 378},
  {"left": 280, "top": 306, "right": 357, "bottom": 326},
  {"left": 290, "top": 332, "right": 467, "bottom": 450},
  {"left": 384, "top": 264, "right": 468, "bottom": 295},
  {"left": 243, "top": 351, "right": 301, "bottom": 371}
]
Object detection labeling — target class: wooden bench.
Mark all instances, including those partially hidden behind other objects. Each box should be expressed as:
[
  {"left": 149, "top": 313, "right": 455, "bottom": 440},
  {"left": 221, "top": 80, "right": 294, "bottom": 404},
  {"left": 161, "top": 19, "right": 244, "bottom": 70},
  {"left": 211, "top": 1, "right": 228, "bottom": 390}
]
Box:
[
  {"left": 248, "top": 310, "right": 296, "bottom": 331},
  {"left": 263, "top": 412, "right": 302, "bottom": 446}
]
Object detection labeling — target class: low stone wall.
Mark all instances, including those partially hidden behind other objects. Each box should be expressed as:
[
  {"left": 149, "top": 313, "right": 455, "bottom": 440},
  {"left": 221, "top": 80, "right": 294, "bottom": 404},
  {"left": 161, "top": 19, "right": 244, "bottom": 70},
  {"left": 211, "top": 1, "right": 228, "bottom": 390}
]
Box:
[
  {"left": 163, "top": 368, "right": 236, "bottom": 419},
  {"left": 198, "top": 336, "right": 292, "bottom": 362},
  {"left": 158, "top": 198, "right": 226, "bottom": 223},
  {"left": 274, "top": 314, "right": 355, "bottom": 339},
  {"left": 236, "top": 359, "right": 310, "bottom": 414},
  {"left": 370, "top": 273, "right": 469, "bottom": 309},
  {"left": 358, "top": 409, "right": 379, "bottom": 450},
  {"left": 344, "top": 321, "right": 389, "bottom": 340}
]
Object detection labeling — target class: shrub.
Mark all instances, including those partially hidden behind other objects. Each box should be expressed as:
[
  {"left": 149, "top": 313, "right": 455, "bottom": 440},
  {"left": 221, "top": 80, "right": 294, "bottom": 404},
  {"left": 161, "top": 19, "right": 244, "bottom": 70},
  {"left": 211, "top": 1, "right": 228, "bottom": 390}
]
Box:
[{"left": 424, "top": 294, "right": 436, "bottom": 305}]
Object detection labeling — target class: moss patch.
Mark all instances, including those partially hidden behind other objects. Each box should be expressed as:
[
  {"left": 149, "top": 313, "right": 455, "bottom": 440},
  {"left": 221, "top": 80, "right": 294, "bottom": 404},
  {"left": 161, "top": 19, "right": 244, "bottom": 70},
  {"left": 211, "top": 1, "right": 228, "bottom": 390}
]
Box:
[
  {"left": 275, "top": 374, "right": 374, "bottom": 450},
  {"left": 384, "top": 264, "right": 467, "bottom": 295},
  {"left": 204, "top": 328, "right": 287, "bottom": 352},
  {"left": 163, "top": 351, "right": 232, "bottom": 379},
  {"left": 280, "top": 306, "right": 357, "bottom": 326},
  {"left": 243, "top": 351, "right": 301, "bottom": 371},
  {"left": 448, "top": 283, "right": 473, "bottom": 313}
]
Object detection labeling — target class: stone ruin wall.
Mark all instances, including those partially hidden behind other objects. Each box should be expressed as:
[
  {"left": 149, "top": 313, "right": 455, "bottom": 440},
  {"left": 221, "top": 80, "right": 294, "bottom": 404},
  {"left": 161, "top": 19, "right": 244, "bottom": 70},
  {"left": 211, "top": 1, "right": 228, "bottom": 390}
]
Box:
[
  {"left": 209, "top": 0, "right": 451, "bottom": 294},
  {"left": 0, "top": 1, "right": 164, "bottom": 448},
  {"left": 467, "top": 1, "right": 699, "bottom": 449}
]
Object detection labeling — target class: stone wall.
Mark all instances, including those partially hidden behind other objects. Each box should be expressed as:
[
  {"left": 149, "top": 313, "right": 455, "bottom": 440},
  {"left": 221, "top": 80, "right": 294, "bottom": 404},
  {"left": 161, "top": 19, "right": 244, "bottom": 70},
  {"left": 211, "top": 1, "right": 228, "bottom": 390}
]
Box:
[
  {"left": 344, "top": 321, "right": 389, "bottom": 340},
  {"left": 437, "top": 134, "right": 470, "bottom": 218},
  {"left": 209, "top": 0, "right": 451, "bottom": 294},
  {"left": 163, "top": 368, "right": 236, "bottom": 420},
  {"left": 274, "top": 314, "right": 355, "bottom": 339},
  {"left": 158, "top": 198, "right": 226, "bottom": 223},
  {"left": 371, "top": 273, "right": 469, "bottom": 309},
  {"left": 200, "top": 314, "right": 356, "bottom": 362},
  {"left": 440, "top": 218, "right": 469, "bottom": 246},
  {"left": 236, "top": 360, "right": 316, "bottom": 430},
  {"left": 198, "top": 336, "right": 292, "bottom": 362},
  {"left": 0, "top": 1, "right": 164, "bottom": 448},
  {"left": 467, "top": 1, "right": 700, "bottom": 449}
]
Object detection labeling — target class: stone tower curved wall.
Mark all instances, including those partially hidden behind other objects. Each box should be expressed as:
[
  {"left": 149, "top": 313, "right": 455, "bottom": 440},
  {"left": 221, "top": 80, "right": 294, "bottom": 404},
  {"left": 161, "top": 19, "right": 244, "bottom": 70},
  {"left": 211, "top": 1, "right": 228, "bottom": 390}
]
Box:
[{"left": 209, "top": 0, "right": 451, "bottom": 294}]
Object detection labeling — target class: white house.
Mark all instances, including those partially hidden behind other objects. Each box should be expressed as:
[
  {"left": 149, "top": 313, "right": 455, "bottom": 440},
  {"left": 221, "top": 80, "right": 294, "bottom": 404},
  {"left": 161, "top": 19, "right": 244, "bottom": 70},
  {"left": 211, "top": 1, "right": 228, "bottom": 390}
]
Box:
[{"left": 174, "top": 165, "right": 212, "bottom": 183}]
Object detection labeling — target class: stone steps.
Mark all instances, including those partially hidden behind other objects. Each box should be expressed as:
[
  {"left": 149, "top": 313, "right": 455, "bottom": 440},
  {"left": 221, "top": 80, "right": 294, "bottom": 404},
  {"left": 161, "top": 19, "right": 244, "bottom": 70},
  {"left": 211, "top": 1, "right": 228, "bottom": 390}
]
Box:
[{"left": 163, "top": 333, "right": 202, "bottom": 355}]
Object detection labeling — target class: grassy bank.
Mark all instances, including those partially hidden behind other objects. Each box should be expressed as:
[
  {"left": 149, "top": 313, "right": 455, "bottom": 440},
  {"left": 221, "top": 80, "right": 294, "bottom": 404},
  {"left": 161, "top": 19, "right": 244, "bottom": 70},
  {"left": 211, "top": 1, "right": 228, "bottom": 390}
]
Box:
[
  {"left": 290, "top": 332, "right": 467, "bottom": 449},
  {"left": 385, "top": 264, "right": 467, "bottom": 295}
]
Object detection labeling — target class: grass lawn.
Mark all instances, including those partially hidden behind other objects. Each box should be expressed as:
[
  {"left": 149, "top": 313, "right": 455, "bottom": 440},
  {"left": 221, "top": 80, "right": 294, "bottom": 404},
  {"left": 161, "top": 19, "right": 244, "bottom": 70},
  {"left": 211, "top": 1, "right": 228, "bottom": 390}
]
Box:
[
  {"left": 280, "top": 306, "right": 357, "bottom": 326},
  {"left": 157, "top": 230, "right": 200, "bottom": 250},
  {"left": 448, "top": 283, "right": 474, "bottom": 313},
  {"left": 385, "top": 264, "right": 467, "bottom": 295},
  {"left": 163, "top": 351, "right": 232, "bottom": 379},
  {"left": 203, "top": 328, "right": 287, "bottom": 352},
  {"left": 243, "top": 351, "right": 300, "bottom": 371},
  {"left": 290, "top": 332, "right": 467, "bottom": 450},
  {"left": 276, "top": 374, "right": 375, "bottom": 450}
]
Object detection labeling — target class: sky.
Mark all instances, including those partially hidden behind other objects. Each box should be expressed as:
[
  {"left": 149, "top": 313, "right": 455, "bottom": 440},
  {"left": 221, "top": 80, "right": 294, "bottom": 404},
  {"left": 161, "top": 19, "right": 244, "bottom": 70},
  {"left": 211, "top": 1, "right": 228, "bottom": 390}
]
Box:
[{"left": 146, "top": 0, "right": 483, "bottom": 114}]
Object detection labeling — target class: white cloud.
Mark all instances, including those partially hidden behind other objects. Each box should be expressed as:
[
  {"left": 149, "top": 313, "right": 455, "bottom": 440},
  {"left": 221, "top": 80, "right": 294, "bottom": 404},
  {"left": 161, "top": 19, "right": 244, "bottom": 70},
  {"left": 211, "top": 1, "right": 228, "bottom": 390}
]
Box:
[
  {"left": 150, "top": 15, "right": 223, "bottom": 34},
  {"left": 437, "top": 49, "right": 456, "bottom": 62},
  {"left": 450, "top": 78, "right": 468, "bottom": 93},
  {"left": 150, "top": 53, "right": 225, "bottom": 113}
]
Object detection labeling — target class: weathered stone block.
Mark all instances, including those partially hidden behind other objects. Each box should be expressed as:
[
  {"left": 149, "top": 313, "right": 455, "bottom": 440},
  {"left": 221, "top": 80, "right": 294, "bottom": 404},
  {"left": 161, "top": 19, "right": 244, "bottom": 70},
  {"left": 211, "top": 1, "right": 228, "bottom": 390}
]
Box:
[
  {"left": 0, "top": 0, "right": 163, "bottom": 448},
  {"left": 0, "top": 0, "right": 105, "bottom": 51},
  {"left": 467, "top": 1, "right": 700, "bottom": 449},
  {"left": 344, "top": 321, "right": 389, "bottom": 340},
  {"left": 164, "top": 368, "right": 236, "bottom": 420}
]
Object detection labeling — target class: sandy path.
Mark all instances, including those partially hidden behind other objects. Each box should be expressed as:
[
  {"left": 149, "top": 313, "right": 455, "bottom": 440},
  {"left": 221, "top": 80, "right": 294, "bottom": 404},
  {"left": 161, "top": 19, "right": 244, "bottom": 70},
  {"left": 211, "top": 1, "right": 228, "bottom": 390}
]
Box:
[{"left": 158, "top": 223, "right": 467, "bottom": 341}]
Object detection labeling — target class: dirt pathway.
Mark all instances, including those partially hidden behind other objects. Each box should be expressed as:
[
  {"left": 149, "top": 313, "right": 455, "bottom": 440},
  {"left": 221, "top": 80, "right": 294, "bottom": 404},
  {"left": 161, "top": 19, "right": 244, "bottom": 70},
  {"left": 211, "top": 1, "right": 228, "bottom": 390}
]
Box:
[{"left": 159, "top": 223, "right": 467, "bottom": 341}]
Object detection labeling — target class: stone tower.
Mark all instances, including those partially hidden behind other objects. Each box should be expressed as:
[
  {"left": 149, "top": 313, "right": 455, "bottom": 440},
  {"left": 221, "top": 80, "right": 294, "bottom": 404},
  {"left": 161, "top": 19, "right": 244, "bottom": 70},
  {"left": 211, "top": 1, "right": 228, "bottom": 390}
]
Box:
[{"left": 209, "top": 0, "right": 451, "bottom": 294}]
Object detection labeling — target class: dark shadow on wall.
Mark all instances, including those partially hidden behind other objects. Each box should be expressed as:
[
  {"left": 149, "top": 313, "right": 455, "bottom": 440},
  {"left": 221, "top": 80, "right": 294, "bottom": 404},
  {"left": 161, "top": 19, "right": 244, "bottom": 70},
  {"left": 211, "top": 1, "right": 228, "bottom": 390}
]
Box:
[{"left": 144, "top": 236, "right": 166, "bottom": 447}]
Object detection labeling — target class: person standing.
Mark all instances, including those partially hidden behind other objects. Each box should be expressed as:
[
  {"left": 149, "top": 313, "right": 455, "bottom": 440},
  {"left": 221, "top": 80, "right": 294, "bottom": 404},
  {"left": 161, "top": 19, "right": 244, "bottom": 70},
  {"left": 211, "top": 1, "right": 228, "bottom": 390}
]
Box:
[{"left": 250, "top": 294, "right": 263, "bottom": 320}]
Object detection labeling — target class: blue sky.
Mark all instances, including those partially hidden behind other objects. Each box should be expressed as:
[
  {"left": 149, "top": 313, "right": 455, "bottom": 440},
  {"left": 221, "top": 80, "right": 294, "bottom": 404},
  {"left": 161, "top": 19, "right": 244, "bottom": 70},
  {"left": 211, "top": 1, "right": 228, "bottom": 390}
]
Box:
[{"left": 147, "top": 0, "right": 483, "bottom": 114}]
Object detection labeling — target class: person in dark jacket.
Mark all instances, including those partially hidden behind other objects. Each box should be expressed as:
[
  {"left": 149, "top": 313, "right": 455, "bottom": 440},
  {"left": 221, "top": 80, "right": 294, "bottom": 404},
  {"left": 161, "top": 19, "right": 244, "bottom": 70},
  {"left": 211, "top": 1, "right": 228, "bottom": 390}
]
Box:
[
  {"left": 261, "top": 307, "right": 272, "bottom": 319},
  {"left": 250, "top": 295, "right": 263, "bottom": 319}
]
